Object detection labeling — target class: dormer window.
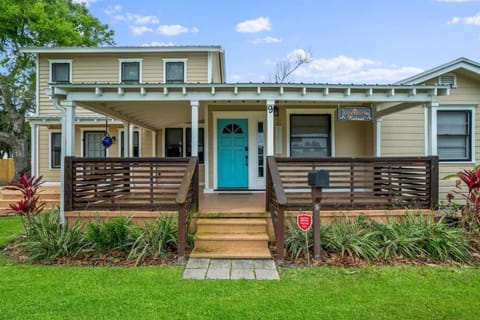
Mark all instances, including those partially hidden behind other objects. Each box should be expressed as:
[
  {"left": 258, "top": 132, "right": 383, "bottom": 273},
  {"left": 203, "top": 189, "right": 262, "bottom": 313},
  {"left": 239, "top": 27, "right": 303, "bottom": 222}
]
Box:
[
  {"left": 50, "top": 60, "right": 72, "bottom": 83},
  {"left": 164, "top": 59, "right": 187, "bottom": 84},
  {"left": 119, "top": 59, "right": 142, "bottom": 84}
]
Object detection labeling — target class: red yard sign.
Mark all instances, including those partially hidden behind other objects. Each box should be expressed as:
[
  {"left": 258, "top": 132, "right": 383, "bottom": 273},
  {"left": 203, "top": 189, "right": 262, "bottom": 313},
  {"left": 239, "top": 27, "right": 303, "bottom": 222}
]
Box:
[{"left": 297, "top": 214, "right": 312, "bottom": 232}]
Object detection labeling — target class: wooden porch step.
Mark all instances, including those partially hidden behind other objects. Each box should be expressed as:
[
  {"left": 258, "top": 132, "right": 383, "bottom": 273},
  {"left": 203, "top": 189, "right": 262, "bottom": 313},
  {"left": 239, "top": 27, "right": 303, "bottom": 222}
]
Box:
[{"left": 191, "top": 216, "right": 271, "bottom": 259}]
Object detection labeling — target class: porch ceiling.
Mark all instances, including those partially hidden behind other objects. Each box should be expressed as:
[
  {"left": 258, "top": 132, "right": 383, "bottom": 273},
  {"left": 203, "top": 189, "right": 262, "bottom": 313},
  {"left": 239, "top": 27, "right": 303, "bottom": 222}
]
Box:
[{"left": 48, "top": 82, "right": 450, "bottom": 131}]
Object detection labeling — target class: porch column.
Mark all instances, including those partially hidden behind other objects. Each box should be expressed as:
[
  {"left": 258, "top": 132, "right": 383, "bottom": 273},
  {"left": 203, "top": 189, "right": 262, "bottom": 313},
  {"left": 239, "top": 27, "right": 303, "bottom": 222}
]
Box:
[
  {"left": 191, "top": 100, "right": 199, "bottom": 157},
  {"left": 64, "top": 100, "right": 76, "bottom": 157},
  {"left": 129, "top": 124, "right": 134, "bottom": 157},
  {"left": 122, "top": 121, "right": 130, "bottom": 157},
  {"left": 374, "top": 118, "right": 382, "bottom": 157},
  {"left": 266, "top": 100, "right": 275, "bottom": 156},
  {"left": 425, "top": 102, "right": 439, "bottom": 156},
  {"left": 151, "top": 129, "right": 157, "bottom": 156},
  {"left": 30, "top": 124, "right": 38, "bottom": 177}
]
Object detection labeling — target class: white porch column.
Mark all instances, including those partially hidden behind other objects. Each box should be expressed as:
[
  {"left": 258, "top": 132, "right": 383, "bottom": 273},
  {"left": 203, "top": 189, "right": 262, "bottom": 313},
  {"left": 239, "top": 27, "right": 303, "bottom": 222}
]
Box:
[
  {"left": 129, "top": 124, "right": 134, "bottom": 157},
  {"left": 425, "top": 102, "right": 439, "bottom": 156},
  {"left": 191, "top": 100, "right": 199, "bottom": 157},
  {"left": 374, "top": 118, "right": 382, "bottom": 157},
  {"left": 30, "top": 124, "right": 38, "bottom": 177},
  {"left": 122, "top": 121, "right": 130, "bottom": 157},
  {"left": 64, "top": 101, "right": 76, "bottom": 157},
  {"left": 151, "top": 129, "right": 157, "bottom": 157},
  {"left": 266, "top": 100, "right": 275, "bottom": 156}
]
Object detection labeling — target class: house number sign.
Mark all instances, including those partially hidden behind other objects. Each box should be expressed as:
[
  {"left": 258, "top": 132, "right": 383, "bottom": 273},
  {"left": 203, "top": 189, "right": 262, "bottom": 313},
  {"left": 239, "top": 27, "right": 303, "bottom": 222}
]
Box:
[
  {"left": 338, "top": 106, "right": 373, "bottom": 121},
  {"left": 267, "top": 104, "right": 274, "bottom": 114}
]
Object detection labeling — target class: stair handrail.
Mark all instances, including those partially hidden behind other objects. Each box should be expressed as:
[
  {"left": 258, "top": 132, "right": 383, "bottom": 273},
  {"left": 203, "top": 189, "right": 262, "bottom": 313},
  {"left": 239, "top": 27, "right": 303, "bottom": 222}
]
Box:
[{"left": 176, "top": 156, "right": 199, "bottom": 261}]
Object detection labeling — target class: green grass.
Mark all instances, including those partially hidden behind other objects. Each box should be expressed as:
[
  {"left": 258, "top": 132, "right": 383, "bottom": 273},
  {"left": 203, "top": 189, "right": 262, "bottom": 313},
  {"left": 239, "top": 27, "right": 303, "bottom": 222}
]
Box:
[
  {"left": 0, "top": 265, "right": 479, "bottom": 319},
  {"left": 0, "top": 216, "right": 23, "bottom": 246},
  {"left": 0, "top": 216, "right": 479, "bottom": 319}
]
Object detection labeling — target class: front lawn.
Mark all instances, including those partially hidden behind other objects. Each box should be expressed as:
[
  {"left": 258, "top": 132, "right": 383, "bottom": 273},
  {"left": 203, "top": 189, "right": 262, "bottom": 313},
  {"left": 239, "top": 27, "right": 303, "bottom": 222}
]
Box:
[{"left": 1, "top": 216, "right": 480, "bottom": 319}]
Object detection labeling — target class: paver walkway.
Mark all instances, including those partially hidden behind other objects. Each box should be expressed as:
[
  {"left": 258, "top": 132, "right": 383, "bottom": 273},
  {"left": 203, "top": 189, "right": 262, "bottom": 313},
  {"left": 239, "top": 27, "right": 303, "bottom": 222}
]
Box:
[{"left": 183, "top": 258, "right": 280, "bottom": 280}]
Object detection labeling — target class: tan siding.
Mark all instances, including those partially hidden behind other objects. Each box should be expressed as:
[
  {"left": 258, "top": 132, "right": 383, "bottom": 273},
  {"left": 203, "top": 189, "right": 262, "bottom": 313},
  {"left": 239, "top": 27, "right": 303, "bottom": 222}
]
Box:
[
  {"left": 212, "top": 52, "right": 222, "bottom": 83},
  {"left": 381, "top": 106, "right": 425, "bottom": 156},
  {"left": 38, "top": 127, "right": 61, "bottom": 182}
]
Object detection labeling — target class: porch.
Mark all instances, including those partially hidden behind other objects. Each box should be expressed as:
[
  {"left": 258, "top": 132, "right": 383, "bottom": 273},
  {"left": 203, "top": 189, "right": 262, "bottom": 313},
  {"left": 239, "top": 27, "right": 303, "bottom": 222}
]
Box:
[{"left": 63, "top": 155, "right": 438, "bottom": 261}]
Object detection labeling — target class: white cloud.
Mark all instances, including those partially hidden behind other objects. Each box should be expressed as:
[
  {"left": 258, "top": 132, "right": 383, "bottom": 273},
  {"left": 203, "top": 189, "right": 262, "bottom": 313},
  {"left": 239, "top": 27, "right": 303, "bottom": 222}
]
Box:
[
  {"left": 157, "top": 25, "right": 198, "bottom": 36},
  {"left": 104, "top": 5, "right": 122, "bottom": 16},
  {"left": 292, "top": 55, "right": 423, "bottom": 83},
  {"left": 125, "top": 13, "right": 159, "bottom": 25},
  {"left": 252, "top": 36, "right": 282, "bottom": 44},
  {"left": 448, "top": 13, "right": 480, "bottom": 25},
  {"left": 72, "top": 0, "right": 97, "bottom": 6},
  {"left": 236, "top": 17, "right": 272, "bottom": 33},
  {"left": 142, "top": 41, "right": 175, "bottom": 47},
  {"left": 130, "top": 26, "right": 153, "bottom": 36}
]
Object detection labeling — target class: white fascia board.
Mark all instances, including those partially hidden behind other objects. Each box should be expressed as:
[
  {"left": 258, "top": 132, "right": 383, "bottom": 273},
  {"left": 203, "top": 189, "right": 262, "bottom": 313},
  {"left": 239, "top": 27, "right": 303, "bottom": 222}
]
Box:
[{"left": 21, "top": 45, "right": 224, "bottom": 54}]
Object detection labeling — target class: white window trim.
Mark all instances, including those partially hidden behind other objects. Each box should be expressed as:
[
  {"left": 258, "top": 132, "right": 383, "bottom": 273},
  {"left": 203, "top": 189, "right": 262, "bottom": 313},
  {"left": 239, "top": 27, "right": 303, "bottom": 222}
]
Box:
[
  {"left": 118, "top": 58, "right": 143, "bottom": 83},
  {"left": 286, "top": 108, "right": 336, "bottom": 157},
  {"left": 49, "top": 59, "right": 72, "bottom": 83},
  {"left": 433, "top": 105, "right": 476, "bottom": 164},
  {"left": 117, "top": 128, "right": 142, "bottom": 157},
  {"left": 81, "top": 128, "right": 110, "bottom": 157},
  {"left": 163, "top": 58, "right": 188, "bottom": 83},
  {"left": 49, "top": 130, "right": 62, "bottom": 169},
  {"left": 438, "top": 73, "right": 457, "bottom": 88},
  {"left": 162, "top": 126, "right": 204, "bottom": 158}
]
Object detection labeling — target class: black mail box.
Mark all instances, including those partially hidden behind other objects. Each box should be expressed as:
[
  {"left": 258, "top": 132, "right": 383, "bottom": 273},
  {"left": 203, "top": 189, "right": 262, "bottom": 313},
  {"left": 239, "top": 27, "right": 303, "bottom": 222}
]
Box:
[{"left": 308, "top": 170, "right": 329, "bottom": 188}]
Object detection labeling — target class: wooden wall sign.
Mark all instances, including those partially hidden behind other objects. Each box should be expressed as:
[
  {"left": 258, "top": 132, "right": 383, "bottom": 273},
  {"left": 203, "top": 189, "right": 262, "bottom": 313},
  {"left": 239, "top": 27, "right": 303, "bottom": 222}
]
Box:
[{"left": 338, "top": 106, "right": 373, "bottom": 121}]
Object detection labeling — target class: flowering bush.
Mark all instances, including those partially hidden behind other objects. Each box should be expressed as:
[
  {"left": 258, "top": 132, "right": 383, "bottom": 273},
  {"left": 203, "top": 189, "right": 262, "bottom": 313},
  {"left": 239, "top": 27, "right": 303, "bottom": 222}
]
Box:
[
  {"left": 6, "top": 174, "right": 45, "bottom": 229},
  {"left": 445, "top": 165, "right": 480, "bottom": 227}
]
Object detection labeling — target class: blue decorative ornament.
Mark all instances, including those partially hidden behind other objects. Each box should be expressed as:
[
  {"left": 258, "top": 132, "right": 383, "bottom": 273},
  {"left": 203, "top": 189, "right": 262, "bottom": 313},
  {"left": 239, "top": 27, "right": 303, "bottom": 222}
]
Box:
[{"left": 101, "top": 135, "right": 113, "bottom": 148}]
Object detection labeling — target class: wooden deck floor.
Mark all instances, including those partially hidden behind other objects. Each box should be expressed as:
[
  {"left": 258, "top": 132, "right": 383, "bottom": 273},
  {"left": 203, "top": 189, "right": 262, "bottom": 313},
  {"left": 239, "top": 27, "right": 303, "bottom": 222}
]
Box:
[{"left": 199, "top": 192, "right": 265, "bottom": 214}]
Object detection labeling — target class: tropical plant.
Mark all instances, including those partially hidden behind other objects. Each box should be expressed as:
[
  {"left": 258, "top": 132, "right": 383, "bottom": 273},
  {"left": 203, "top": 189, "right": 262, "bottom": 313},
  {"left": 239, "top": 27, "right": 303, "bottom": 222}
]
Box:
[
  {"left": 322, "top": 216, "right": 381, "bottom": 260},
  {"left": 284, "top": 219, "right": 314, "bottom": 259},
  {"left": 19, "top": 208, "right": 90, "bottom": 262},
  {"left": 444, "top": 165, "right": 480, "bottom": 228},
  {"left": 128, "top": 216, "right": 178, "bottom": 265},
  {"left": 87, "top": 216, "right": 140, "bottom": 252},
  {"left": 6, "top": 174, "right": 45, "bottom": 230}
]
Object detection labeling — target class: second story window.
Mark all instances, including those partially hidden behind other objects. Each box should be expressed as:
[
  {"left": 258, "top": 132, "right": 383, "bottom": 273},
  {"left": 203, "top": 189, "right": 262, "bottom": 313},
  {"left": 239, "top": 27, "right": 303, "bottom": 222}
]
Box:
[
  {"left": 50, "top": 60, "right": 72, "bottom": 83},
  {"left": 164, "top": 59, "right": 187, "bottom": 84},
  {"left": 119, "top": 59, "right": 142, "bottom": 84}
]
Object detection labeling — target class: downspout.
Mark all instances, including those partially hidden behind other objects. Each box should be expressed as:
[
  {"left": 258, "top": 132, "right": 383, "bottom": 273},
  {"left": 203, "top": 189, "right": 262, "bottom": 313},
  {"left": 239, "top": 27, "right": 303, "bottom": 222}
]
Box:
[{"left": 53, "top": 98, "right": 66, "bottom": 225}]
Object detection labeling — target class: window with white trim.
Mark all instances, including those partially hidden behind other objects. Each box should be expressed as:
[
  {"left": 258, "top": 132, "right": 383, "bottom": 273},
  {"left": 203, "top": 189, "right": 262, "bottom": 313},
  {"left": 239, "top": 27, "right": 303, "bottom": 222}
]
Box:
[
  {"left": 165, "top": 127, "right": 204, "bottom": 163},
  {"left": 290, "top": 114, "right": 331, "bottom": 157},
  {"left": 120, "top": 131, "right": 140, "bottom": 157},
  {"left": 50, "top": 60, "right": 72, "bottom": 83},
  {"left": 119, "top": 59, "right": 142, "bottom": 84},
  {"left": 437, "top": 110, "right": 472, "bottom": 162},
  {"left": 164, "top": 59, "right": 186, "bottom": 84},
  {"left": 83, "top": 131, "right": 106, "bottom": 158},
  {"left": 50, "top": 132, "right": 61, "bottom": 168}
]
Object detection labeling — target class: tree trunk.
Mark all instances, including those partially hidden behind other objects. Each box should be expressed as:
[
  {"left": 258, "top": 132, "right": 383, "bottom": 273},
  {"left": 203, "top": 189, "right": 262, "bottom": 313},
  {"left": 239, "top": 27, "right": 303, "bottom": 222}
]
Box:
[{"left": 12, "top": 137, "right": 30, "bottom": 178}]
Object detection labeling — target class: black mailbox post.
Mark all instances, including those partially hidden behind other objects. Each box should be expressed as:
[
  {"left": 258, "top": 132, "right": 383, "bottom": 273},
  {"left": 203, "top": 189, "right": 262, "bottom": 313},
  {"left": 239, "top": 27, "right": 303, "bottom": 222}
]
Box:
[{"left": 308, "top": 170, "right": 329, "bottom": 259}]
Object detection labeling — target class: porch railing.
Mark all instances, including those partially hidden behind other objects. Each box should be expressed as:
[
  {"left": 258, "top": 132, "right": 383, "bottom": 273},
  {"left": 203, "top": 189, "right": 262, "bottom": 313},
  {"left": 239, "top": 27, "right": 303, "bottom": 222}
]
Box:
[
  {"left": 266, "top": 156, "right": 439, "bottom": 261},
  {"left": 64, "top": 156, "right": 199, "bottom": 259}
]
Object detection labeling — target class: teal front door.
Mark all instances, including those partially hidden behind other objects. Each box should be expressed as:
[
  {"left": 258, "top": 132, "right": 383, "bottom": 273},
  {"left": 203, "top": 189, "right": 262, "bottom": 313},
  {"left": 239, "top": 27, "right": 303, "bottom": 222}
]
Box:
[{"left": 217, "top": 119, "right": 248, "bottom": 189}]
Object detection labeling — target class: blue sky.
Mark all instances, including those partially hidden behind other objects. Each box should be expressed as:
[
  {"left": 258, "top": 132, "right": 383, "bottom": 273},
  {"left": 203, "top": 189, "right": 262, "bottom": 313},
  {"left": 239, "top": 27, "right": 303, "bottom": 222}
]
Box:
[{"left": 75, "top": 0, "right": 480, "bottom": 83}]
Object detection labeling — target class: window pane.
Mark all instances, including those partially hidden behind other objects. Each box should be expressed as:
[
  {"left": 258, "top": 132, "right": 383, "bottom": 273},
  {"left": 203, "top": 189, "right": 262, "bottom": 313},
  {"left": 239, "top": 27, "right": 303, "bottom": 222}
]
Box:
[
  {"left": 437, "top": 110, "right": 471, "bottom": 161},
  {"left": 121, "top": 62, "right": 140, "bottom": 83},
  {"left": 257, "top": 122, "right": 264, "bottom": 177},
  {"left": 51, "top": 132, "right": 62, "bottom": 168},
  {"left": 166, "top": 62, "right": 184, "bottom": 84},
  {"left": 165, "top": 128, "right": 183, "bottom": 157},
  {"left": 290, "top": 115, "right": 330, "bottom": 157},
  {"left": 52, "top": 63, "right": 70, "bottom": 83},
  {"left": 84, "top": 132, "right": 106, "bottom": 157},
  {"left": 186, "top": 128, "right": 204, "bottom": 163}
]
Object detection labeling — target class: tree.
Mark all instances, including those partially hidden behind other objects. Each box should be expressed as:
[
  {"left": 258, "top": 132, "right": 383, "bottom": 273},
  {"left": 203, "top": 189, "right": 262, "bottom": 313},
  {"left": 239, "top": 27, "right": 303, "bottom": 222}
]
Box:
[
  {"left": 273, "top": 48, "right": 313, "bottom": 83},
  {"left": 0, "top": 0, "right": 115, "bottom": 179}
]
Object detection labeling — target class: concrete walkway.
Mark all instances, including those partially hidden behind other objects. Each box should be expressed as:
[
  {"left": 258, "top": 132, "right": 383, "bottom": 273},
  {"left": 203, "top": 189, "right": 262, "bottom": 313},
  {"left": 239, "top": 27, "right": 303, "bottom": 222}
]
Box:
[{"left": 183, "top": 258, "right": 280, "bottom": 280}]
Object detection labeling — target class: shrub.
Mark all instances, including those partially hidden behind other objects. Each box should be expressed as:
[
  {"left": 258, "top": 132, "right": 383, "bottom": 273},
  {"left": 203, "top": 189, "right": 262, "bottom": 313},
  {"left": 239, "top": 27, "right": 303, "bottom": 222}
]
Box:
[
  {"left": 128, "top": 216, "right": 178, "bottom": 265},
  {"left": 6, "top": 174, "right": 45, "bottom": 230},
  {"left": 284, "top": 219, "right": 313, "bottom": 259},
  {"left": 87, "top": 216, "right": 140, "bottom": 252},
  {"left": 322, "top": 216, "right": 381, "bottom": 260},
  {"left": 19, "top": 208, "right": 90, "bottom": 262}
]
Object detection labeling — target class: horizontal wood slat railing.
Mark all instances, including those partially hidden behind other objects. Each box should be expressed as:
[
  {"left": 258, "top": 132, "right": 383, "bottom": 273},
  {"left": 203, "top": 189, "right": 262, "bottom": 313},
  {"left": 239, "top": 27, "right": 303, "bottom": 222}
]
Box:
[
  {"left": 64, "top": 157, "right": 200, "bottom": 260},
  {"left": 266, "top": 156, "right": 439, "bottom": 262}
]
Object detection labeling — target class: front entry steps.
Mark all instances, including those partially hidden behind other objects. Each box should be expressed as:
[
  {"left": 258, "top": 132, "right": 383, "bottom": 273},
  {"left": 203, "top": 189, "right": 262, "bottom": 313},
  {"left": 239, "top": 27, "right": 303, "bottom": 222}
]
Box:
[{"left": 190, "top": 217, "right": 271, "bottom": 259}]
